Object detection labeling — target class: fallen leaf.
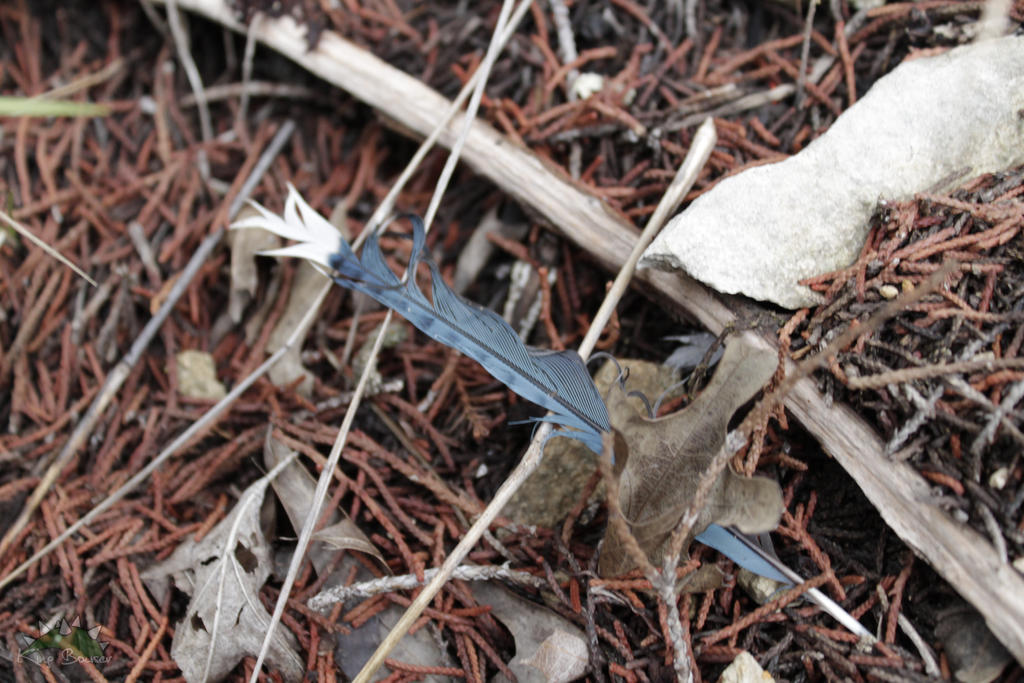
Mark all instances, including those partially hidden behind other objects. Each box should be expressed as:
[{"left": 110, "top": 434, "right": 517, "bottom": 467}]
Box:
[
  {"left": 335, "top": 603, "right": 455, "bottom": 682},
  {"left": 140, "top": 457, "right": 304, "bottom": 683},
  {"left": 311, "top": 518, "right": 384, "bottom": 557},
  {"left": 265, "top": 260, "right": 325, "bottom": 397},
  {"left": 599, "top": 337, "right": 783, "bottom": 576},
  {"left": 523, "top": 630, "right": 590, "bottom": 683},
  {"left": 264, "top": 433, "right": 450, "bottom": 681},
  {"left": 263, "top": 431, "right": 385, "bottom": 572},
  {"left": 227, "top": 207, "right": 280, "bottom": 323},
  {"left": 475, "top": 582, "right": 589, "bottom": 683},
  {"left": 504, "top": 357, "right": 682, "bottom": 528}
]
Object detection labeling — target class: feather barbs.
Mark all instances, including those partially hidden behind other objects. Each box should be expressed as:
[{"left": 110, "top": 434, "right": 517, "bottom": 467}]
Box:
[{"left": 231, "top": 186, "right": 610, "bottom": 454}]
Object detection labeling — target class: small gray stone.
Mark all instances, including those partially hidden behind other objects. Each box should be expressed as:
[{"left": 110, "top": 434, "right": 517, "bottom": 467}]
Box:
[{"left": 936, "top": 607, "right": 1012, "bottom": 683}]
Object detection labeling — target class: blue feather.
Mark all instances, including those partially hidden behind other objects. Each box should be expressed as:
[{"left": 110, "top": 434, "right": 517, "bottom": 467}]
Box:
[
  {"left": 332, "top": 215, "right": 609, "bottom": 453},
  {"left": 234, "top": 191, "right": 610, "bottom": 454},
  {"left": 696, "top": 524, "right": 873, "bottom": 638},
  {"left": 695, "top": 524, "right": 791, "bottom": 584}
]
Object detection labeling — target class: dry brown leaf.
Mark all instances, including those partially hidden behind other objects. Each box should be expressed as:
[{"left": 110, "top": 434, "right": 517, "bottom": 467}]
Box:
[
  {"left": 311, "top": 518, "right": 385, "bottom": 557},
  {"left": 263, "top": 433, "right": 452, "bottom": 679},
  {"left": 936, "top": 605, "right": 1012, "bottom": 683},
  {"left": 265, "top": 260, "right": 325, "bottom": 397},
  {"left": 523, "top": 630, "right": 590, "bottom": 683},
  {"left": 263, "top": 432, "right": 385, "bottom": 573},
  {"left": 475, "top": 582, "right": 589, "bottom": 683},
  {"left": 504, "top": 357, "right": 683, "bottom": 529},
  {"left": 599, "top": 337, "right": 783, "bottom": 576},
  {"left": 140, "top": 457, "right": 304, "bottom": 682},
  {"left": 717, "top": 650, "right": 775, "bottom": 683},
  {"left": 228, "top": 207, "right": 280, "bottom": 323}
]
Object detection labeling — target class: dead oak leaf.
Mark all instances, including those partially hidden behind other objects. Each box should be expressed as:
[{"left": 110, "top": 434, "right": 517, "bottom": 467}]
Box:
[
  {"left": 599, "top": 337, "right": 784, "bottom": 576},
  {"left": 474, "top": 582, "right": 589, "bottom": 683},
  {"left": 141, "top": 457, "right": 305, "bottom": 683},
  {"left": 263, "top": 430, "right": 385, "bottom": 572},
  {"left": 227, "top": 208, "right": 280, "bottom": 323}
]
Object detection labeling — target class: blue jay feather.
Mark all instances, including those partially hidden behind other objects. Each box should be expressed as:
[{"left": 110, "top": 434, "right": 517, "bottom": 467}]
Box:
[
  {"left": 695, "top": 524, "right": 790, "bottom": 584},
  {"left": 234, "top": 189, "right": 609, "bottom": 454},
  {"left": 329, "top": 215, "right": 610, "bottom": 453}
]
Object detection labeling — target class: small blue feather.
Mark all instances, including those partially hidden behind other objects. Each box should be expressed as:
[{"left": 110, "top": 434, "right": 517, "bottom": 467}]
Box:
[
  {"left": 695, "top": 524, "right": 792, "bottom": 584},
  {"left": 326, "top": 215, "right": 610, "bottom": 454}
]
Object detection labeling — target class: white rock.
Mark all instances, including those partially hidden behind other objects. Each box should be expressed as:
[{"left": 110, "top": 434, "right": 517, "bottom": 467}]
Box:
[
  {"left": 718, "top": 651, "right": 774, "bottom": 683},
  {"left": 988, "top": 466, "right": 1009, "bottom": 490},
  {"left": 572, "top": 73, "right": 605, "bottom": 100},
  {"left": 878, "top": 284, "right": 899, "bottom": 300},
  {"left": 737, "top": 568, "right": 785, "bottom": 605},
  {"left": 175, "top": 350, "right": 226, "bottom": 401},
  {"left": 640, "top": 36, "right": 1024, "bottom": 308}
]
